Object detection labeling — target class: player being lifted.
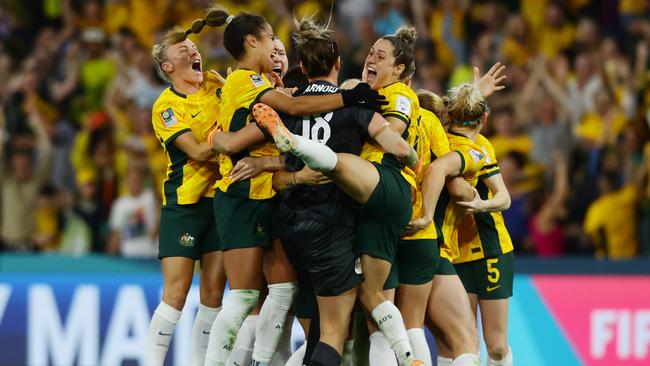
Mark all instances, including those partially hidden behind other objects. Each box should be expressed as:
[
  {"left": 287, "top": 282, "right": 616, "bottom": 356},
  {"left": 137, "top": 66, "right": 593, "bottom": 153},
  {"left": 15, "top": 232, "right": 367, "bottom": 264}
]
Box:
[{"left": 251, "top": 29, "right": 427, "bottom": 366}]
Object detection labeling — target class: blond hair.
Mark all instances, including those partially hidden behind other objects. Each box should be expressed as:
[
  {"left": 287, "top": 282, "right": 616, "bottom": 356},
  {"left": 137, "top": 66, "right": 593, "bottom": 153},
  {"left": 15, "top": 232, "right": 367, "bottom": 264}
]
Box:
[
  {"left": 444, "top": 83, "right": 487, "bottom": 127},
  {"left": 151, "top": 28, "right": 188, "bottom": 83},
  {"left": 416, "top": 89, "right": 448, "bottom": 125}
]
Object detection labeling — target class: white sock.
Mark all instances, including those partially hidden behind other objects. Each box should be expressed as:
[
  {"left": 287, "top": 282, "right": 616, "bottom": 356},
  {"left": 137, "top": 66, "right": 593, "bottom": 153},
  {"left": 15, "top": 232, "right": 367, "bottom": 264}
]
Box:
[
  {"left": 369, "top": 331, "right": 398, "bottom": 366},
  {"left": 437, "top": 356, "right": 452, "bottom": 366},
  {"left": 204, "top": 290, "right": 260, "bottom": 366},
  {"left": 451, "top": 353, "right": 480, "bottom": 366},
  {"left": 189, "top": 304, "right": 221, "bottom": 366},
  {"left": 487, "top": 347, "right": 512, "bottom": 366},
  {"left": 285, "top": 342, "right": 307, "bottom": 366},
  {"left": 252, "top": 282, "right": 297, "bottom": 364},
  {"left": 269, "top": 315, "right": 294, "bottom": 366},
  {"left": 226, "top": 315, "right": 257, "bottom": 366},
  {"left": 371, "top": 301, "right": 414, "bottom": 365},
  {"left": 407, "top": 328, "right": 432, "bottom": 366},
  {"left": 292, "top": 135, "right": 338, "bottom": 172},
  {"left": 341, "top": 339, "right": 356, "bottom": 366},
  {"left": 147, "top": 301, "right": 182, "bottom": 366}
]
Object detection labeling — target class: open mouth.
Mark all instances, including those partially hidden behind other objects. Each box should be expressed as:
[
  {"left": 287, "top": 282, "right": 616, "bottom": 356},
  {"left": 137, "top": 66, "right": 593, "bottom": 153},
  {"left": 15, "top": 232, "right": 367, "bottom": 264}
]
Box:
[
  {"left": 192, "top": 59, "right": 201, "bottom": 73},
  {"left": 272, "top": 64, "right": 282, "bottom": 74},
  {"left": 366, "top": 66, "right": 377, "bottom": 82}
]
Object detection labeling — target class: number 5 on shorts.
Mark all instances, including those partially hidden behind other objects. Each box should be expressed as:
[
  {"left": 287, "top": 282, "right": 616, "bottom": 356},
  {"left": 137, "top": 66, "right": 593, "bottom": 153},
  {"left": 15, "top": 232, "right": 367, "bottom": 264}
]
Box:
[{"left": 487, "top": 258, "right": 500, "bottom": 284}]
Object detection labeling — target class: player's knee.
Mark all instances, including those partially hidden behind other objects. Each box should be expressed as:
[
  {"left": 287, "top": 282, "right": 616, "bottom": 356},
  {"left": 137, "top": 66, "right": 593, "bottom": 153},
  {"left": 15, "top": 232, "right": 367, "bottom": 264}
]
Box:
[
  {"left": 199, "top": 284, "right": 224, "bottom": 308},
  {"left": 486, "top": 340, "right": 509, "bottom": 361},
  {"left": 163, "top": 282, "right": 190, "bottom": 310}
]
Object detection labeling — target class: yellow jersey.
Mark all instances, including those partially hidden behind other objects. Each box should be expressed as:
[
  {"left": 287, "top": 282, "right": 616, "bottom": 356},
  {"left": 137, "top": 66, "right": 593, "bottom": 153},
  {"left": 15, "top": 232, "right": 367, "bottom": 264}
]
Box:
[
  {"left": 403, "top": 109, "right": 450, "bottom": 241},
  {"left": 360, "top": 81, "right": 419, "bottom": 189},
  {"left": 452, "top": 134, "right": 514, "bottom": 264},
  {"left": 151, "top": 74, "right": 221, "bottom": 206},
  {"left": 215, "top": 69, "right": 279, "bottom": 200},
  {"left": 439, "top": 131, "right": 487, "bottom": 260}
]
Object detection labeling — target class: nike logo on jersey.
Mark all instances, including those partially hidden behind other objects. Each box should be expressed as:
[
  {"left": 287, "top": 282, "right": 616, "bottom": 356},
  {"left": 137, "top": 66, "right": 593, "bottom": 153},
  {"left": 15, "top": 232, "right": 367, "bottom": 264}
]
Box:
[
  {"left": 192, "top": 111, "right": 202, "bottom": 118},
  {"left": 486, "top": 285, "right": 501, "bottom": 292},
  {"left": 202, "top": 330, "right": 211, "bottom": 335},
  {"left": 158, "top": 331, "right": 173, "bottom": 336}
]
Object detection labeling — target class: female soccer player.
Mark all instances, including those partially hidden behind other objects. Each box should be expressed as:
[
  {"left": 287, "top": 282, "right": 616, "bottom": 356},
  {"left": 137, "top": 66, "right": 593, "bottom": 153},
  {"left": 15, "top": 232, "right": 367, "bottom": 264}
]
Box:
[
  {"left": 408, "top": 83, "right": 494, "bottom": 366},
  {"left": 452, "top": 132, "right": 515, "bottom": 366},
  {"left": 187, "top": 9, "right": 386, "bottom": 366},
  {"left": 148, "top": 29, "right": 227, "bottom": 366},
  {"left": 354, "top": 26, "right": 430, "bottom": 366}
]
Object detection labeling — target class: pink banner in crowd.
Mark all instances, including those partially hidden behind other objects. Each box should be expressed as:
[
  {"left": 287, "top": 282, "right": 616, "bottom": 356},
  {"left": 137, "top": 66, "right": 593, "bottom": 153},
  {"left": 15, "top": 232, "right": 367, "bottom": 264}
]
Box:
[{"left": 533, "top": 276, "right": 650, "bottom": 366}]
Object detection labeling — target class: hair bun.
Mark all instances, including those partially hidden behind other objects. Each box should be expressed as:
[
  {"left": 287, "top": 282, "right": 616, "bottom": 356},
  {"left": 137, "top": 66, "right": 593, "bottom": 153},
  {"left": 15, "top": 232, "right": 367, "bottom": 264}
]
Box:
[
  {"left": 205, "top": 8, "right": 230, "bottom": 27},
  {"left": 293, "top": 17, "right": 333, "bottom": 47},
  {"left": 395, "top": 26, "right": 417, "bottom": 51}
]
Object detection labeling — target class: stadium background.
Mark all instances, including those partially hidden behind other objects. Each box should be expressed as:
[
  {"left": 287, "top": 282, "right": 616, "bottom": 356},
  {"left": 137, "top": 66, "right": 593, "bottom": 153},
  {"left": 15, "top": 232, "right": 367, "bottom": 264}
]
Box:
[{"left": 1, "top": 0, "right": 650, "bottom": 365}]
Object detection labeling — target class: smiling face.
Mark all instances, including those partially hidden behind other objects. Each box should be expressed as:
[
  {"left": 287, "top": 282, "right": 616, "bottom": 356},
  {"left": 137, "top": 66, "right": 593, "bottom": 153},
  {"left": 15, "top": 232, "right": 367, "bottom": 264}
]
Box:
[
  {"left": 363, "top": 39, "right": 403, "bottom": 90},
  {"left": 162, "top": 38, "right": 203, "bottom": 85},
  {"left": 272, "top": 38, "right": 289, "bottom": 77}
]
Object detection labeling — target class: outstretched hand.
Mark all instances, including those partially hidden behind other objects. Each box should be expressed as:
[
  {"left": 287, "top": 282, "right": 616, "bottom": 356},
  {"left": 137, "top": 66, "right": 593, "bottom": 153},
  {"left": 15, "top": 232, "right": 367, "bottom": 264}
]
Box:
[{"left": 473, "top": 62, "right": 506, "bottom": 97}]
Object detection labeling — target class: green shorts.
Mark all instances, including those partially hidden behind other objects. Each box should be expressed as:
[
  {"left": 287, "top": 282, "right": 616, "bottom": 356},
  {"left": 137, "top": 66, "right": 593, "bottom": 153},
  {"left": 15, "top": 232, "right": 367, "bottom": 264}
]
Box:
[
  {"left": 397, "top": 239, "right": 439, "bottom": 285},
  {"left": 435, "top": 256, "right": 457, "bottom": 275},
  {"left": 358, "top": 163, "right": 413, "bottom": 263},
  {"left": 454, "top": 252, "right": 514, "bottom": 299},
  {"left": 158, "top": 197, "right": 220, "bottom": 259},
  {"left": 384, "top": 262, "right": 399, "bottom": 290},
  {"left": 213, "top": 190, "right": 275, "bottom": 251}
]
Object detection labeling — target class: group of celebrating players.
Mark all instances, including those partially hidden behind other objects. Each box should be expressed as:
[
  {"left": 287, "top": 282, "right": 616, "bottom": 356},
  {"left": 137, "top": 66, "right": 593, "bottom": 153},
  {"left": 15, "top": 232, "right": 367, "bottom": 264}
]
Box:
[{"left": 146, "top": 5, "right": 514, "bottom": 366}]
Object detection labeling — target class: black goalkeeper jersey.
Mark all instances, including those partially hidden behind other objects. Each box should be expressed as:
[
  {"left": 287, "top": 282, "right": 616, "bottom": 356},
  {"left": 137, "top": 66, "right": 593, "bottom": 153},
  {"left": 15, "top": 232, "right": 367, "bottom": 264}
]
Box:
[{"left": 280, "top": 80, "right": 375, "bottom": 227}]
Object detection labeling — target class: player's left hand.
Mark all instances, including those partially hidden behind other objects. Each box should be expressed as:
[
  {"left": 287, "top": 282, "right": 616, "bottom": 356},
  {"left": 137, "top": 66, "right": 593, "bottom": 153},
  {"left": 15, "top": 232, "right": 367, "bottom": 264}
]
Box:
[
  {"left": 473, "top": 62, "right": 506, "bottom": 97},
  {"left": 208, "top": 69, "right": 227, "bottom": 87},
  {"left": 455, "top": 188, "right": 486, "bottom": 214},
  {"left": 404, "top": 217, "right": 432, "bottom": 236},
  {"left": 230, "top": 157, "right": 265, "bottom": 183}
]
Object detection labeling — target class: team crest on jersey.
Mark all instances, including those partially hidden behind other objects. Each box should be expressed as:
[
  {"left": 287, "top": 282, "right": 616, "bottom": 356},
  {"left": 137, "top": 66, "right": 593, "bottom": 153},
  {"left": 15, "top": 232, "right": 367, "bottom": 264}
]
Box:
[
  {"left": 161, "top": 108, "right": 177, "bottom": 128},
  {"left": 395, "top": 95, "right": 412, "bottom": 116},
  {"left": 469, "top": 148, "right": 484, "bottom": 163},
  {"left": 179, "top": 233, "right": 195, "bottom": 247},
  {"left": 250, "top": 74, "right": 266, "bottom": 88}
]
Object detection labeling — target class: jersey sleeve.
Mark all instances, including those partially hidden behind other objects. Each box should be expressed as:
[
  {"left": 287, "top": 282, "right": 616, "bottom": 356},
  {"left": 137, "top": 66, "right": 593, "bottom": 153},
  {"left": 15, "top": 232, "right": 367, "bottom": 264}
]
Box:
[
  {"left": 478, "top": 136, "right": 501, "bottom": 179},
  {"left": 382, "top": 91, "right": 413, "bottom": 125},
  {"left": 453, "top": 145, "right": 486, "bottom": 177},
  {"left": 152, "top": 102, "right": 191, "bottom": 146},
  {"left": 238, "top": 72, "right": 274, "bottom": 109}
]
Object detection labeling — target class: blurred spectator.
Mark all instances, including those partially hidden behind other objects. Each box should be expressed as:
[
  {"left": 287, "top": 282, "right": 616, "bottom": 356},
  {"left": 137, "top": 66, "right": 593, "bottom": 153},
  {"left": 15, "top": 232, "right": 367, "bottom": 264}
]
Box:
[
  {"left": 0, "top": 112, "right": 52, "bottom": 251},
  {"left": 584, "top": 172, "right": 639, "bottom": 259},
  {"left": 107, "top": 164, "right": 158, "bottom": 258}
]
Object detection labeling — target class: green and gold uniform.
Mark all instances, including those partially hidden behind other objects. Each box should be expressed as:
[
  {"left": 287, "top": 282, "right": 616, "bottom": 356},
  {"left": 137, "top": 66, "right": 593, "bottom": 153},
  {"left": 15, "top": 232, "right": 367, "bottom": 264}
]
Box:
[
  {"left": 213, "top": 69, "right": 279, "bottom": 250},
  {"left": 151, "top": 73, "right": 222, "bottom": 259},
  {"left": 398, "top": 109, "right": 450, "bottom": 284},
  {"left": 358, "top": 82, "right": 419, "bottom": 289},
  {"left": 453, "top": 135, "right": 514, "bottom": 299},
  {"left": 437, "top": 131, "right": 487, "bottom": 273}
]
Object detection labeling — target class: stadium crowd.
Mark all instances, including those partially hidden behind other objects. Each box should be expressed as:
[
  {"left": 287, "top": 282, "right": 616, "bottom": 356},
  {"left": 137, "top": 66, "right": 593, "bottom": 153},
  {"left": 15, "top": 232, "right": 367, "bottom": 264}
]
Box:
[{"left": 1, "top": 0, "right": 649, "bottom": 259}]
